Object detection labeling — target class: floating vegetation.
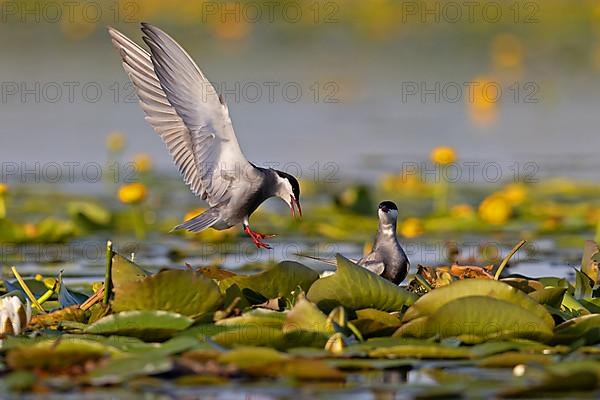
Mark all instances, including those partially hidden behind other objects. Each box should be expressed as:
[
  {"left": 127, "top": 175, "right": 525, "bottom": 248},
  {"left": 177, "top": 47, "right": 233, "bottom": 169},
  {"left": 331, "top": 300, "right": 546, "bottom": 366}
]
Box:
[{"left": 0, "top": 240, "right": 599, "bottom": 397}]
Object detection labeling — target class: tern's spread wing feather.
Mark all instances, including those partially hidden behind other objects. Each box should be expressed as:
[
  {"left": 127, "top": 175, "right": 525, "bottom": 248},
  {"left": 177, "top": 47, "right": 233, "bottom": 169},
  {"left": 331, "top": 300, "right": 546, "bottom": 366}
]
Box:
[{"left": 108, "top": 24, "right": 250, "bottom": 205}]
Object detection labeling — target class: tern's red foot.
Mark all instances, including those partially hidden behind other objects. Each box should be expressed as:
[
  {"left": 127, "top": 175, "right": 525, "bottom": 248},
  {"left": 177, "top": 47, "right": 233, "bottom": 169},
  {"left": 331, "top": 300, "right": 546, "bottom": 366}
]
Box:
[{"left": 244, "top": 226, "right": 274, "bottom": 249}]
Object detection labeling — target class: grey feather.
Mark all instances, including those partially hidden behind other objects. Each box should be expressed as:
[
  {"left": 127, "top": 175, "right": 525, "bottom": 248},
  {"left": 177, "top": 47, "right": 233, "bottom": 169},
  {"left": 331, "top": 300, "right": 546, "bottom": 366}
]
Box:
[
  {"left": 172, "top": 208, "right": 220, "bottom": 232},
  {"left": 108, "top": 24, "right": 250, "bottom": 206}
]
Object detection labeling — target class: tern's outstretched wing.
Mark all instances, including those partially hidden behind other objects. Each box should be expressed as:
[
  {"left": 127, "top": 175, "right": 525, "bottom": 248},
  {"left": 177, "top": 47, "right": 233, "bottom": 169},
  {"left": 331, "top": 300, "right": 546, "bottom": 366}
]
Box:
[{"left": 108, "top": 23, "right": 250, "bottom": 206}]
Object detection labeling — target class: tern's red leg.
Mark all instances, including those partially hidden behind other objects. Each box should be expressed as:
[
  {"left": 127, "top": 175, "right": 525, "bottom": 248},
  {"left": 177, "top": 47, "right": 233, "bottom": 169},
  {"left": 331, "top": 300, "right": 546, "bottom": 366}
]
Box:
[{"left": 243, "top": 225, "right": 275, "bottom": 249}]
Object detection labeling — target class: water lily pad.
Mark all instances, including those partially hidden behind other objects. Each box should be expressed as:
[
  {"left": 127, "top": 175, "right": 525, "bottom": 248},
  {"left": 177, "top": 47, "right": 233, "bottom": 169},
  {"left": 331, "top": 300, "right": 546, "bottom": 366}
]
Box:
[
  {"left": 217, "top": 346, "right": 289, "bottom": 369},
  {"left": 283, "top": 296, "right": 332, "bottom": 335},
  {"left": 574, "top": 269, "right": 594, "bottom": 300},
  {"left": 248, "top": 358, "right": 345, "bottom": 380},
  {"left": 212, "top": 325, "right": 284, "bottom": 348},
  {"left": 219, "top": 261, "right": 318, "bottom": 302},
  {"left": 402, "top": 296, "right": 554, "bottom": 344},
  {"left": 478, "top": 351, "right": 553, "bottom": 367},
  {"left": 7, "top": 338, "right": 114, "bottom": 370},
  {"left": 528, "top": 287, "right": 567, "bottom": 308},
  {"left": 67, "top": 201, "right": 111, "bottom": 227},
  {"left": 111, "top": 252, "right": 149, "bottom": 289},
  {"left": 307, "top": 254, "right": 417, "bottom": 312},
  {"left": 86, "top": 310, "right": 194, "bottom": 341},
  {"left": 368, "top": 343, "right": 472, "bottom": 359},
  {"left": 552, "top": 314, "right": 600, "bottom": 345},
  {"left": 112, "top": 270, "right": 222, "bottom": 319},
  {"left": 88, "top": 355, "right": 173, "bottom": 385},
  {"left": 216, "top": 309, "right": 286, "bottom": 329},
  {"left": 403, "top": 279, "right": 554, "bottom": 329},
  {"left": 352, "top": 309, "right": 402, "bottom": 338}
]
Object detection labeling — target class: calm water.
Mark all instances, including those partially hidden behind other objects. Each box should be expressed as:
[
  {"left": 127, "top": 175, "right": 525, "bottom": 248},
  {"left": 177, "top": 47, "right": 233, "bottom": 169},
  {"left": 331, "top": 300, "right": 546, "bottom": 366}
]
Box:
[
  {"left": 1, "top": 26, "right": 599, "bottom": 183},
  {"left": 0, "top": 24, "right": 597, "bottom": 282}
]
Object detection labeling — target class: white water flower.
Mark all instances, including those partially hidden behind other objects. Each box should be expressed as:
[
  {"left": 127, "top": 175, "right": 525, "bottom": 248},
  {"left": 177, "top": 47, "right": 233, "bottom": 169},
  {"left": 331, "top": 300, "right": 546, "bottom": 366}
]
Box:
[{"left": 0, "top": 296, "right": 31, "bottom": 336}]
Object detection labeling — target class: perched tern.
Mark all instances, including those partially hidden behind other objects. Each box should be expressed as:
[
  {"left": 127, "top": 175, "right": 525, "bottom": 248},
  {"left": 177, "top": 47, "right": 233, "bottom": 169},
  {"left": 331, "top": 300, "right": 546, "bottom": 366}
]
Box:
[{"left": 301, "top": 201, "right": 410, "bottom": 284}]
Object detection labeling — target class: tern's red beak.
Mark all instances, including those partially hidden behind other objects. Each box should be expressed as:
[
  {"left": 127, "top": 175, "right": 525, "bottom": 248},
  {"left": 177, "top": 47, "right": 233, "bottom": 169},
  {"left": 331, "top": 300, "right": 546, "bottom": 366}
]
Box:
[{"left": 291, "top": 196, "right": 302, "bottom": 220}]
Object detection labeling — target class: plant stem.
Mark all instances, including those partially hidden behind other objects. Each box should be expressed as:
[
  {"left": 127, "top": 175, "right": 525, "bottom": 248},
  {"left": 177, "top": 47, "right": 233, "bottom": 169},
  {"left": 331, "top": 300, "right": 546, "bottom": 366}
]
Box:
[
  {"left": 433, "top": 168, "right": 449, "bottom": 215},
  {"left": 494, "top": 240, "right": 527, "bottom": 280},
  {"left": 11, "top": 266, "right": 45, "bottom": 313},
  {"left": 0, "top": 195, "right": 6, "bottom": 219},
  {"left": 103, "top": 241, "right": 113, "bottom": 305},
  {"left": 132, "top": 206, "right": 146, "bottom": 240}
]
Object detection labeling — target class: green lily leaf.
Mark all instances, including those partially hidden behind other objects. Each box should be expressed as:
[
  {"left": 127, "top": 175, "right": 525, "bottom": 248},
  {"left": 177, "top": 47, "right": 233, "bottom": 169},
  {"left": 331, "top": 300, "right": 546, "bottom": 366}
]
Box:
[
  {"left": 528, "top": 287, "right": 567, "bottom": 308},
  {"left": 398, "top": 296, "right": 554, "bottom": 344},
  {"left": 88, "top": 355, "right": 173, "bottom": 385},
  {"left": 552, "top": 314, "right": 600, "bottom": 345},
  {"left": 217, "top": 346, "right": 289, "bottom": 369},
  {"left": 403, "top": 279, "right": 554, "bottom": 329},
  {"left": 574, "top": 269, "right": 594, "bottom": 300},
  {"left": 352, "top": 309, "right": 402, "bottom": 338},
  {"left": 368, "top": 343, "right": 472, "bottom": 359},
  {"left": 212, "top": 325, "right": 284, "bottom": 348},
  {"left": 306, "top": 254, "right": 417, "bottom": 312},
  {"left": 7, "top": 338, "right": 115, "bottom": 370},
  {"left": 111, "top": 252, "right": 149, "bottom": 289},
  {"left": 478, "top": 351, "right": 553, "bottom": 367},
  {"left": 67, "top": 201, "right": 111, "bottom": 227},
  {"left": 219, "top": 261, "right": 319, "bottom": 303},
  {"left": 247, "top": 358, "right": 345, "bottom": 380},
  {"left": 112, "top": 269, "right": 222, "bottom": 319},
  {"left": 283, "top": 296, "right": 332, "bottom": 335},
  {"left": 86, "top": 310, "right": 194, "bottom": 341}
]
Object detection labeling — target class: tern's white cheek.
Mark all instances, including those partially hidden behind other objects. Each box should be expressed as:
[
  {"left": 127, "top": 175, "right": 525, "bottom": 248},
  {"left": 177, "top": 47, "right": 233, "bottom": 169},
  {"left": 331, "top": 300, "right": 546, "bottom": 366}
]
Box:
[{"left": 276, "top": 177, "right": 294, "bottom": 206}]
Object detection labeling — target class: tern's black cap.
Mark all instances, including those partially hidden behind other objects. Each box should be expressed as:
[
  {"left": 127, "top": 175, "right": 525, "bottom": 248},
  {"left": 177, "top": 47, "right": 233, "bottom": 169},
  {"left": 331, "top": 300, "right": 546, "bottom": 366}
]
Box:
[{"left": 378, "top": 201, "right": 398, "bottom": 212}]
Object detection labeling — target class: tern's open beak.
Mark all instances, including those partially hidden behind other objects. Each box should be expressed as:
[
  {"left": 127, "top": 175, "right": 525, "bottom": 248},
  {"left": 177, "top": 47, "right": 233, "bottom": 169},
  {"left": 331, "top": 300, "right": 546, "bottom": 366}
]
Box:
[{"left": 291, "top": 196, "right": 302, "bottom": 220}]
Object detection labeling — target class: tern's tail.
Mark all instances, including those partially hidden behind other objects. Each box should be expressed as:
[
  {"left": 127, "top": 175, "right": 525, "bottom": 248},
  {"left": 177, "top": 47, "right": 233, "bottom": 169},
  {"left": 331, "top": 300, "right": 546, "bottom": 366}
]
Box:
[{"left": 172, "top": 208, "right": 220, "bottom": 233}]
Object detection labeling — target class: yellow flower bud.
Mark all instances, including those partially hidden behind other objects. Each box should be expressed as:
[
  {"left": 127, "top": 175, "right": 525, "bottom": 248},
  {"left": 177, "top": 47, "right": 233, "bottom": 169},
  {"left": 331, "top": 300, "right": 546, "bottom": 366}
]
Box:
[
  {"left": 0, "top": 183, "right": 8, "bottom": 196},
  {"left": 106, "top": 131, "right": 126, "bottom": 152}
]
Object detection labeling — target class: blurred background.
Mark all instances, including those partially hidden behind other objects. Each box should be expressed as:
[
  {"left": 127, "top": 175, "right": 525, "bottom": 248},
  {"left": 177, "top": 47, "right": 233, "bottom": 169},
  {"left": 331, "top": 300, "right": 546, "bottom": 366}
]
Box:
[{"left": 0, "top": 0, "right": 599, "bottom": 278}]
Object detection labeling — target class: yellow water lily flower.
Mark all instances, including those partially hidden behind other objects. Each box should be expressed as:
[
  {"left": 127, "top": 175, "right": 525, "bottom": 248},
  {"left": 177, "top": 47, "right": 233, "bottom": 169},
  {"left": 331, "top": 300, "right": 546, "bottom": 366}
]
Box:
[
  {"left": 479, "top": 194, "right": 512, "bottom": 225},
  {"left": 400, "top": 218, "right": 424, "bottom": 238},
  {"left": 133, "top": 153, "right": 153, "bottom": 173},
  {"left": 430, "top": 146, "right": 457, "bottom": 165},
  {"left": 24, "top": 223, "right": 37, "bottom": 238},
  {"left": 491, "top": 33, "right": 523, "bottom": 69},
  {"left": 451, "top": 204, "right": 475, "bottom": 219},
  {"left": 0, "top": 183, "right": 7, "bottom": 196},
  {"left": 0, "top": 296, "right": 31, "bottom": 336},
  {"left": 118, "top": 183, "right": 147, "bottom": 205},
  {"left": 502, "top": 183, "right": 527, "bottom": 206},
  {"left": 106, "top": 131, "right": 126, "bottom": 153}
]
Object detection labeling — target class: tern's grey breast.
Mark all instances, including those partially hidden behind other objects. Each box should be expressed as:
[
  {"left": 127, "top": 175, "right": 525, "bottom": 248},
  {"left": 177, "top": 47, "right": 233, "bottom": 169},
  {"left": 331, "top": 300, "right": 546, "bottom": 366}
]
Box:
[{"left": 217, "top": 167, "right": 274, "bottom": 226}]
